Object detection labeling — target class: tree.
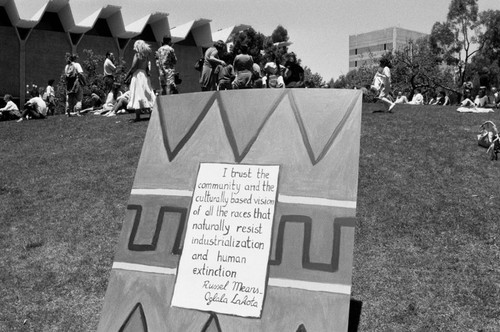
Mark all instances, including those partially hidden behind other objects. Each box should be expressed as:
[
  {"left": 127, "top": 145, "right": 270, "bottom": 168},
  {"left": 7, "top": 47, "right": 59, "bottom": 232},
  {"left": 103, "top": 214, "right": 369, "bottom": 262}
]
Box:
[
  {"left": 271, "top": 25, "right": 289, "bottom": 43},
  {"left": 303, "top": 66, "right": 324, "bottom": 88},
  {"left": 467, "top": 10, "right": 500, "bottom": 88},
  {"left": 430, "top": 0, "right": 484, "bottom": 86},
  {"left": 232, "top": 27, "right": 266, "bottom": 65},
  {"left": 390, "top": 36, "right": 463, "bottom": 102},
  {"left": 478, "top": 10, "right": 500, "bottom": 62}
]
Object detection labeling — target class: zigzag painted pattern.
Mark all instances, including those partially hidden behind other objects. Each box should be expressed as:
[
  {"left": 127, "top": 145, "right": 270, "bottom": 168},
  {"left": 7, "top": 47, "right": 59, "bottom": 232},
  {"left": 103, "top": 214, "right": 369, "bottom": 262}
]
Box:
[{"left": 156, "top": 89, "right": 360, "bottom": 166}]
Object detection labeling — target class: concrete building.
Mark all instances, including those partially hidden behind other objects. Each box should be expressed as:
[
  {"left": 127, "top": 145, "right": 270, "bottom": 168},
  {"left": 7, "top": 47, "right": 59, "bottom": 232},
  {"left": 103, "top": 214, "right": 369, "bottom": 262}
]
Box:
[
  {"left": 0, "top": 0, "right": 181, "bottom": 106},
  {"left": 348, "top": 27, "right": 427, "bottom": 71}
]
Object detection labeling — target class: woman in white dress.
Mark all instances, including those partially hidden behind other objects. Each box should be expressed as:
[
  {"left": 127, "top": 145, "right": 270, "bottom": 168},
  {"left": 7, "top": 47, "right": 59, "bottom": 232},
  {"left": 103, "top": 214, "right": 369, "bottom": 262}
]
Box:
[{"left": 125, "top": 40, "right": 155, "bottom": 123}]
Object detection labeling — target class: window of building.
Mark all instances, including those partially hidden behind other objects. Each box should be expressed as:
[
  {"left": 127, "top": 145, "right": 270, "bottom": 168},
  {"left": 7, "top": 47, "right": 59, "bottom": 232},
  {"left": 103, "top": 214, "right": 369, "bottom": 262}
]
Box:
[
  {"left": 355, "top": 48, "right": 357, "bottom": 55},
  {"left": 354, "top": 61, "right": 357, "bottom": 67},
  {"left": 384, "top": 43, "right": 387, "bottom": 50}
]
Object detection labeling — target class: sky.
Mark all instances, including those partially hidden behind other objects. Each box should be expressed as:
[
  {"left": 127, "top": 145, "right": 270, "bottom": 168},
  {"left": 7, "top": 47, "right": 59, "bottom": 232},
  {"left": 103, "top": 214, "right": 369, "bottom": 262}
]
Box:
[{"left": 19, "top": 0, "right": 500, "bottom": 82}]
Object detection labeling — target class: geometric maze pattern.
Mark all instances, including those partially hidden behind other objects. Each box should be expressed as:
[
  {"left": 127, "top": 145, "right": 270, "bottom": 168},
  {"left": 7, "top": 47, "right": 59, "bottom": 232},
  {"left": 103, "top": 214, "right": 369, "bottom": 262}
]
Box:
[
  {"left": 125, "top": 203, "right": 354, "bottom": 274},
  {"left": 127, "top": 204, "right": 187, "bottom": 254}
]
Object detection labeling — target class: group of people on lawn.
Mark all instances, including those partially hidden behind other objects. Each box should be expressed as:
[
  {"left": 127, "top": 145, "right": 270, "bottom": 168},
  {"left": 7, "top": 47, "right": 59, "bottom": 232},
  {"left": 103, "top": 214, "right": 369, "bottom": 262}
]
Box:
[
  {"left": 0, "top": 37, "right": 306, "bottom": 123},
  {"left": 370, "top": 59, "right": 500, "bottom": 112},
  {"left": 199, "top": 40, "right": 305, "bottom": 91}
]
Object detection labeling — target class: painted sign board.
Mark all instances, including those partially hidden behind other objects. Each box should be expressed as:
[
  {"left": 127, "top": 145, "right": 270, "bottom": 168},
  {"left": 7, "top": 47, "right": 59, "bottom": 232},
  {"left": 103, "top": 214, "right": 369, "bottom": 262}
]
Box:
[{"left": 97, "top": 88, "right": 362, "bottom": 332}]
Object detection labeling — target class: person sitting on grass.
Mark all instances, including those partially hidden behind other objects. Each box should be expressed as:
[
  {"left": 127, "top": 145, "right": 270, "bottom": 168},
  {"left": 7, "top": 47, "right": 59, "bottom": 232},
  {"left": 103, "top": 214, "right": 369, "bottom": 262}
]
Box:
[
  {"left": 485, "top": 87, "right": 499, "bottom": 108},
  {"left": 460, "top": 89, "right": 474, "bottom": 106},
  {"left": 461, "top": 88, "right": 489, "bottom": 108},
  {"left": 394, "top": 91, "right": 409, "bottom": 104},
  {"left": 80, "top": 89, "right": 103, "bottom": 114},
  {"left": 94, "top": 83, "right": 122, "bottom": 116},
  {"left": 408, "top": 89, "right": 424, "bottom": 105},
  {"left": 0, "top": 94, "right": 21, "bottom": 121},
  {"left": 17, "top": 89, "right": 48, "bottom": 122},
  {"left": 427, "top": 91, "right": 438, "bottom": 105},
  {"left": 435, "top": 91, "right": 450, "bottom": 106},
  {"left": 105, "top": 89, "right": 131, "bottom": 117}
]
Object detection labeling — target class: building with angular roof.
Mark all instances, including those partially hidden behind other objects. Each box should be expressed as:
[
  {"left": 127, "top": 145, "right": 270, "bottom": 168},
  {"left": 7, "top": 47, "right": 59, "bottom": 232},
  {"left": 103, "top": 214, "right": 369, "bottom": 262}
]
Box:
[{"left": 0, "top": 0, "right": 177, "bottom": 105}]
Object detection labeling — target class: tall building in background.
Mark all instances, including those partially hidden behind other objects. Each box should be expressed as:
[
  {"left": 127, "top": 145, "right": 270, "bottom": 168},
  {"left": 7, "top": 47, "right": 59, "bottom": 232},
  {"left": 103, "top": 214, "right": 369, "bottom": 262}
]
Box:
[{"left": 348, "top": 27, "right": 427, "bottom": 71}]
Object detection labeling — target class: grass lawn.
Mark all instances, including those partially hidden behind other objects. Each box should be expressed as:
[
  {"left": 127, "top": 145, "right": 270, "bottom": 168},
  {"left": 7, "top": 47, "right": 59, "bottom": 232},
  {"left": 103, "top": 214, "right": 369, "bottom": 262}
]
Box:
[{"left": 1, "top": 103, "right": 499, "bottom": 331}]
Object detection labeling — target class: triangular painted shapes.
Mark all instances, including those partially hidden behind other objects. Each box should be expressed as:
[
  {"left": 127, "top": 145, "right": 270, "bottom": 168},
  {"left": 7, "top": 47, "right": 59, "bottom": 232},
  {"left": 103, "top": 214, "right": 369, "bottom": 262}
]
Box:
[
  {"left": 289, "top": 89, "right": 359, "bottom": 164},
  {"left": 119, "top": 303, "right": 148, "bottom": 332},
  {"left": 157, "top": 92, "right": 217, "bottom": 160},
  {"left": 201, "top": 313, "right": 222, "bottom": 332},
  {"left": 218, "top": 89, "right": 287, "bottom": 162}
]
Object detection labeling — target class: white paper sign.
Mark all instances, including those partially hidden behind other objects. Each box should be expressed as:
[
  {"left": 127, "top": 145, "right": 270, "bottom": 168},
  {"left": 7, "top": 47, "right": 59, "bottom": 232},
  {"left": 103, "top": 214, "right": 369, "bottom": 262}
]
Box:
[{"left": 171, "top": 163, "right": 280, "bottom": 317}]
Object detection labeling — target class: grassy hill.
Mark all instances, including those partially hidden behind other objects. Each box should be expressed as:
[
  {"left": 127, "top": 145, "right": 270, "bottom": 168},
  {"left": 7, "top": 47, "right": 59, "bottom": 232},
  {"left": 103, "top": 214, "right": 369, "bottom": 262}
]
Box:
[{"left": 0, "top": 103, "right": 499, "bottom": 331}]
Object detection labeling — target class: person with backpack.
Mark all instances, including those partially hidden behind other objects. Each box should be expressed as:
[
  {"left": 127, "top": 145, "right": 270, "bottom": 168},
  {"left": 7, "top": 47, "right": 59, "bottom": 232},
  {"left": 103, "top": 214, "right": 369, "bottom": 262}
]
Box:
[
  {"left": 155, "top": 37, "right": 177, "bottom": 95},
  {"left": 64, "top": 54, "right": 85, "bottom": 117}
]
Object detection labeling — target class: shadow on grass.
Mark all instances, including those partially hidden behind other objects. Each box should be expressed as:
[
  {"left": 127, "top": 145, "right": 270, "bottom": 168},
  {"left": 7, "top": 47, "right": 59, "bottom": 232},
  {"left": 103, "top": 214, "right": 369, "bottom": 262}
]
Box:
[{"left": 348, "top": 298, "right": 363, "bottom": 332}]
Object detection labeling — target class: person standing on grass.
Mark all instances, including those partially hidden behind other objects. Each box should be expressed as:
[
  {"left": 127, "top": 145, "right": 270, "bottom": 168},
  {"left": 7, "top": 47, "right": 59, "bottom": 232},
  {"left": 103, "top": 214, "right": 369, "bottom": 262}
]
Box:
[
  {"left": 43, "top": 79, "right": 56, "bottom": 115},
  {"left": 155, "top": 37, "right": 177, "bottom": 95},
  {"left": 232, "top": 44, "right": 254, "bottom": 89},
  {"left": 199, "top": 40, "right": 226, "bottom": 91},
  {"left": 64, "top": 54, "right": 85, "bottom": 117},
  {"left": 371, "top": 58, "right": 396, "bottom": 112},
  {"left": 103, "top": 52, "right": 116, "bottom": 94},
  {"left": 0, "top": 94, "right": 21, "bottom": 121},
  {"left": 124, "top": 40, "right": 155, "bottom": 123}
]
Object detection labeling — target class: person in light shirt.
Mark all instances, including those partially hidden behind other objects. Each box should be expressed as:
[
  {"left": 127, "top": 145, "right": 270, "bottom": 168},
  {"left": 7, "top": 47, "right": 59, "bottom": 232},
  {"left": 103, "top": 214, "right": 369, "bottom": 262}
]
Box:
[
  {"left": 0, "top": 94, "right": 21, "bottom": 121},
  {"left": 371, "top": 58, "right": 396, "bottom": 112},
  {"left": 65, "top": 54, "right": 85, "bottom": 116},
  {"left": 103, "top": 52, "right": 116, "bottom": 93},
  {"left": 394, "top": 91, "right": 409, "bottom": 104},
  {"left": 408, "top": 89, "right": 424, "bottom": 105},
  {"left": 17, "top": 89, "right": 48, "bottom": 122}
]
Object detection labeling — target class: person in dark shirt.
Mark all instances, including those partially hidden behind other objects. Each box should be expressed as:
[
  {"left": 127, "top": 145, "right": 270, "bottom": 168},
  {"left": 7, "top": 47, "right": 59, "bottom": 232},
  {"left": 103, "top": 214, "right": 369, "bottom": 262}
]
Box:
[{"left": 284, "top": 52, "right": 305, "bottom": 88}]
